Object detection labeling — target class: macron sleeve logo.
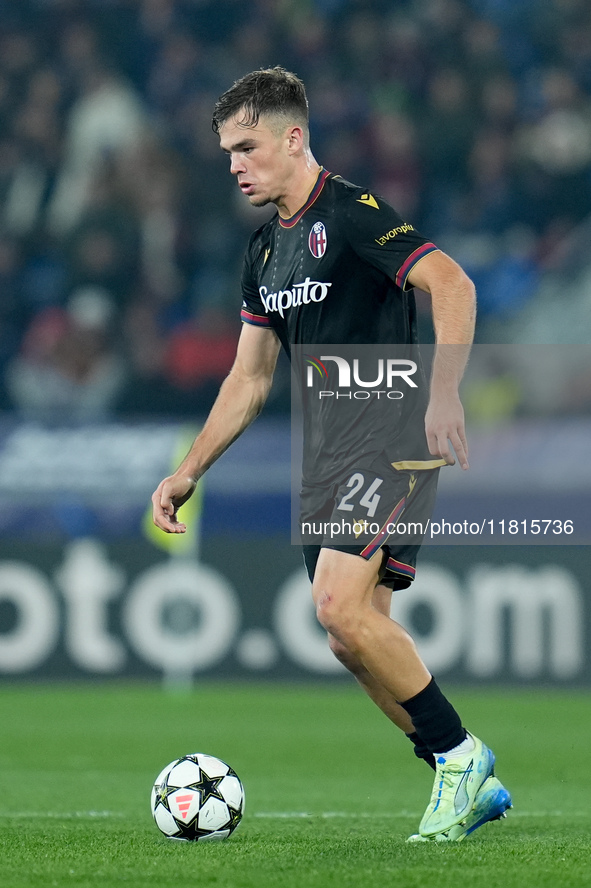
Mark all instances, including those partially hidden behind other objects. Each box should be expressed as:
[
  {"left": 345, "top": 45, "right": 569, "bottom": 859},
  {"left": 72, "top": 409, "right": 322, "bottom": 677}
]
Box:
[{"left": 357, "top": 193, "right": 380, "bottom": 209}]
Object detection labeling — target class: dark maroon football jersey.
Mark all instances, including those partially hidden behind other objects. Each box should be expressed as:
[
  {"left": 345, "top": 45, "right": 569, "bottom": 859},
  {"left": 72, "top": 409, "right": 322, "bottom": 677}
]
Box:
[
  {"left": 240, "top": 168, "right": 438, "bottom": 350},
  {"left": 239, "top": 169, "right": 442, "bottom": 475}
]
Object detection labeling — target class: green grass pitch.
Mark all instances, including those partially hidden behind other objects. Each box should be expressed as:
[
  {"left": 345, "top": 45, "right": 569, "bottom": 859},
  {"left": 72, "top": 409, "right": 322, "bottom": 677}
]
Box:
[{"left": 1, "top": 683, "right": 591, "bottom": 888}]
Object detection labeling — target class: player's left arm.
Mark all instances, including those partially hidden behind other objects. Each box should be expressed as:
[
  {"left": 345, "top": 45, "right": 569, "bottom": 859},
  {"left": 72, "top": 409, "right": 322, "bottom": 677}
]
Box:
[{"left": 407, "top": 250, "right": 476, "bottom": 470}]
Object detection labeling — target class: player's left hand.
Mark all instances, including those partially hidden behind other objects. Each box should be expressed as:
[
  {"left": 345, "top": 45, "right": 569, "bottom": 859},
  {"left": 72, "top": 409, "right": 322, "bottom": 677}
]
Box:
[
  {"left": 425, "top": 392, "right": 469, "bottom": 470},
  {"left": 152, "top": 473, "right": 197, "bottom": 533}
]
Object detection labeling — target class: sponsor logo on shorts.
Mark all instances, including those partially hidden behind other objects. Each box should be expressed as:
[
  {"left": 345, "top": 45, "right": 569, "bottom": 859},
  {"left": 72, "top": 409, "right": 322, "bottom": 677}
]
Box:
[{"left": 375, "top": 223, "right": 414, "bottom": 246}]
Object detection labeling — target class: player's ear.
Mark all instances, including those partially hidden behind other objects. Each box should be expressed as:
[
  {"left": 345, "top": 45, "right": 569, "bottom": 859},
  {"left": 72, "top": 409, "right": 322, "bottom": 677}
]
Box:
[{"left": 286, "top": 126, "right": 305, "bottom": 154}]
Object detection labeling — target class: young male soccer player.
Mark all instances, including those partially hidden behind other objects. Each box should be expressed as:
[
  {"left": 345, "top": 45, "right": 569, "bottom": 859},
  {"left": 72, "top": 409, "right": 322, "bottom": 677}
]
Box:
[{"left": 152, "top": 67, "right": 512, "bottom": 841}]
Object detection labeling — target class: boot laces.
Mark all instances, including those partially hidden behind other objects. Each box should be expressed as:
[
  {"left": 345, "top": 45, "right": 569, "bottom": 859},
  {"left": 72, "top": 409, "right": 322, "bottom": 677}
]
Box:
[{"left": 430, "top": 761, "right": 466, "bottom": 808}]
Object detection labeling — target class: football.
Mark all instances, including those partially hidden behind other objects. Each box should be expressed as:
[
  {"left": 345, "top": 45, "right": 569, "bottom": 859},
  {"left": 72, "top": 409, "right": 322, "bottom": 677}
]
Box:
[{"left": 151, "top": 753, "right": 245, "bottom": 841}]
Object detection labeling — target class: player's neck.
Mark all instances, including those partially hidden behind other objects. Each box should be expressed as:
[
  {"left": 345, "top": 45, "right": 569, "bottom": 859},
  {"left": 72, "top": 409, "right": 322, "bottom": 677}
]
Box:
[{"left": 275, "top": 156, "right": 323, "bottom": 219}]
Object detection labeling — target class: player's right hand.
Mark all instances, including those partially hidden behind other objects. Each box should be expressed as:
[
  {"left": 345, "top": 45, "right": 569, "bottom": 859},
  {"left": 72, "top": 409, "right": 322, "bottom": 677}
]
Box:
[{"left": 151, "top": 474, "right": 197, "bottom": 533}]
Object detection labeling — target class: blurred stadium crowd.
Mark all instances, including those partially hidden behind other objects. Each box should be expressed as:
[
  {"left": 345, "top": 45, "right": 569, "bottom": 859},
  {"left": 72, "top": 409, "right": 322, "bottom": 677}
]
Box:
[{"left": 1, "top": 0, "right": 591, "bottom": 422}]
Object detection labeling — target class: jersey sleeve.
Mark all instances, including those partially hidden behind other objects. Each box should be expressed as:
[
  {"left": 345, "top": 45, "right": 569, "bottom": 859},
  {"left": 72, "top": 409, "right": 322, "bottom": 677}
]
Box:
[
  {"left": 336, "top": 189, "right": 439, "bottom": 290},
  {"left": 240, "top": 231, "right": 273, "bottom": 328}
]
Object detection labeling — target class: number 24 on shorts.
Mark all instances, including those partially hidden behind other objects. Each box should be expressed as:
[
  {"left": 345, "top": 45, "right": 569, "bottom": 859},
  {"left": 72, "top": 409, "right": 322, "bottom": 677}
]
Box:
[{"left": 336, "top": 473, "right": 384, "bottom": 518}]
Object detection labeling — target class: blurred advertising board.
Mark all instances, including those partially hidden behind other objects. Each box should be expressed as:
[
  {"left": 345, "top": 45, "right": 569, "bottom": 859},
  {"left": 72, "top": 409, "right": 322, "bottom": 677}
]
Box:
[{"left": 0, "top": 418, "right": 590, "bottom": 683}]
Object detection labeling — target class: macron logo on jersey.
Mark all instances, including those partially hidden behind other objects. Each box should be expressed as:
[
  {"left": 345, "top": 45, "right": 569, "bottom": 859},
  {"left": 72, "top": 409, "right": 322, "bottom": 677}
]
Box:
[
  {"left": 259, "top": 278, "right": 332, "bottom": 318},
  {"left": 357, "top": 193, "right": 380, "bottom": 209}
]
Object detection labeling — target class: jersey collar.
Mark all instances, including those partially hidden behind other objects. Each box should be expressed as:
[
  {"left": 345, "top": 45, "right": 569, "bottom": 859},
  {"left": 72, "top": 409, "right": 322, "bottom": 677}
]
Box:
[{"left": 278, "top": 167, "right": 331, "bottom": 228}]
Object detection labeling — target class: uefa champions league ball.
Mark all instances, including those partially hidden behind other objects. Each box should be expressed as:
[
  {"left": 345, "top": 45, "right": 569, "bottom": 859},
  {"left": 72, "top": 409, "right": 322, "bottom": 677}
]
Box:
[{"left": 151, "top": 753, "right": 245, "bottom": 841}]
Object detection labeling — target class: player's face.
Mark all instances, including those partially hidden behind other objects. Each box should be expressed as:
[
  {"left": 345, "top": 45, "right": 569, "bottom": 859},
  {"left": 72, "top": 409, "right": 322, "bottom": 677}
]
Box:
[{"left": 219, "top": 114, "right": 295, "bottom": 208}]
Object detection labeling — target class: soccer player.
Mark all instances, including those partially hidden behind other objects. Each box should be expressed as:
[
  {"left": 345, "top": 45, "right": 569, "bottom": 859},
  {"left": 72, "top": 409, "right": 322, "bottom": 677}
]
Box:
[{"left": 152, "top": 67, "right": 511, "bottom": 841}]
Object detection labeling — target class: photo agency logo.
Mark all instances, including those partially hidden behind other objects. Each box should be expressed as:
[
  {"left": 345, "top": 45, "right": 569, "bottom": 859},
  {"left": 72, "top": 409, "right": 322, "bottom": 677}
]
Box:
[{"left": 304, "top": 352, "right": 419, "bottom": 400}]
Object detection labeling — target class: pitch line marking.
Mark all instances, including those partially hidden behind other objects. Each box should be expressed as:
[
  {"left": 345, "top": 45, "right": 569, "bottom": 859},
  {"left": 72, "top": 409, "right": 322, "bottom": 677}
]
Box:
[
  {"left": 0, "top": 811, "right": 125, "bottom": 820},
  {"left": 253, "top": 810, "right": 591, "bottom": 819},
  {"left": 2, "top": 810, "right": 590, "bottom": 821}
]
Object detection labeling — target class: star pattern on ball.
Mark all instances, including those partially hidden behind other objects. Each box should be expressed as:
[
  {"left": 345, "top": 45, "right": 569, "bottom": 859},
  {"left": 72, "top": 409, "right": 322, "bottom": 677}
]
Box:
[
  {"left": 155, "top": 780, "right": 176, "bottom": 811},
  {"left": 188, "top": 769, "right": 226, "bottom": 806},
  {"left": 227, "top": 804, "right": 242, "bottom": 830}
]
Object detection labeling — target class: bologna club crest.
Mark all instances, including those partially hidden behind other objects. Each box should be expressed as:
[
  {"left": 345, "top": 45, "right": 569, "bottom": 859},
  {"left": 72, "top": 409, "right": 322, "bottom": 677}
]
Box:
[{"left": 308, "top": 221, "right": 327, "bottom": 258}]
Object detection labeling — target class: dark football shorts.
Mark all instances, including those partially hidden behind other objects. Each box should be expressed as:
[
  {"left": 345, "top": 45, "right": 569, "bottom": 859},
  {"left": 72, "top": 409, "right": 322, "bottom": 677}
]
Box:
[{"left": 300, "top": 452, "right": 443, "bottom": 590}]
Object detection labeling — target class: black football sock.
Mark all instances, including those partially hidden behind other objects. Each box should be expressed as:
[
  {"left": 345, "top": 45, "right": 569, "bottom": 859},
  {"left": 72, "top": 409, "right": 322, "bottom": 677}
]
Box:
[
  {"left": 406, "top": 731, "right": 436, "bottom": 770},
  {"left": 400, "top": 677, "right": 466, "bottom": 755}
]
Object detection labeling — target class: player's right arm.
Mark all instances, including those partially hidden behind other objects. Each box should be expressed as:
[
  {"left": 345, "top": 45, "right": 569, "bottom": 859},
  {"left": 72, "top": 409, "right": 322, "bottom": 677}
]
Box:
[{"left": 152, "top": 322, "right": 281, "bottom": 533}]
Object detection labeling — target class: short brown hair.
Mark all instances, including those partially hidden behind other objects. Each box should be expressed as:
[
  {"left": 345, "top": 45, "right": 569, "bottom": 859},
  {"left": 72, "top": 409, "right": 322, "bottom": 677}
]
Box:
[{"left": 212, "top": 67, "right": 309, "bottom": 135}]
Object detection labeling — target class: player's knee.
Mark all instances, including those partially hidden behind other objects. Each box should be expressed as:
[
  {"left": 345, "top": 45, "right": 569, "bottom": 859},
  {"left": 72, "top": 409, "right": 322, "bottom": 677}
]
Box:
[
  {"left": 315, "top": 588, "right": 344, "bottom": 634},
  {"left": 315, "top": 592, "right": 362, "bottom": 650}
]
